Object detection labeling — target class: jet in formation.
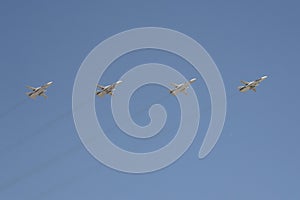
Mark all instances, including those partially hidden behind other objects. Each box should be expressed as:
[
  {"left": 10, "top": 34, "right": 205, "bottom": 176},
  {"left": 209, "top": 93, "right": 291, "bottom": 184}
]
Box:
[
  {"left": 238, "top": 76, "right": 268, "bottom": 92},
  {"left": 169, "top": 78, "right": 196, "bottom": 95},
  {"left": 26, "top": 81, "right": 53, "bottom": 99},
  {"left": 96, "top": 80, "right": 122, "bottom": 97},
  {"left": 24, "top": 75, "right": 268, "bottom": 100}
]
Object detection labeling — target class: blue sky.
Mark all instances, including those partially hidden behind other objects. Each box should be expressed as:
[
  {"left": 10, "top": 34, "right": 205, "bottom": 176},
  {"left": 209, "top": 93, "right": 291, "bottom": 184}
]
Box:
[{"left": 0, "top": 0, "right": 299, "bottom": 199}]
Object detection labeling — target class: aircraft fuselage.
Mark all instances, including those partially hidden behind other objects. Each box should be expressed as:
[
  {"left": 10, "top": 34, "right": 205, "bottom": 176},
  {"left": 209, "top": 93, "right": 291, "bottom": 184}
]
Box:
[
  {"left": 96, "top": 80, "right": 122, "bottom": 97},
  {"left": 170, "top": 78, "right": 196, "bottom": 95},
  {"left": 238, "top": 76, "right": 267, "bottom": 92},
  {"left": 26, "top": 81, "right": 53, "bottom": 99}
]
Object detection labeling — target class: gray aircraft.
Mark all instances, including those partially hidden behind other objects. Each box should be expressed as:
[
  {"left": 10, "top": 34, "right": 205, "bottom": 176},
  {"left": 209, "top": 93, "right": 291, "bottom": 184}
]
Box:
[
  {"left": 96, "top": 80, "right": 122, "bottom": 97},
  {"left": 26, "top": 81, "right": 53, "bottom": 99},
  {"left": 238, "top": 76, "right": 268, "bottom": 92},
  {"left": 169, "top": 78, "right": 196, "bottom": 95}
]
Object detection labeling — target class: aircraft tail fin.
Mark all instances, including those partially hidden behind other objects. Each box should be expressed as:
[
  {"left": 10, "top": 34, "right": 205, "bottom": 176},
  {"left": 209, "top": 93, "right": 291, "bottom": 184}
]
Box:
[
  {"left": 169, "top": 90, "right": 176, "bottom": 95},
  {"left": 26, "top": 92, "right": 36, "bottom": 99},
  {"left": 238, "top": 86, "right": 247, "bottom": 92}
]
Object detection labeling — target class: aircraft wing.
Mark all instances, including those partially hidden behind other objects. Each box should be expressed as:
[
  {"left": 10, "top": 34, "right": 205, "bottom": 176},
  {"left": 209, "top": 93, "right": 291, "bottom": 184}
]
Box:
[
  {"left": 240, "top": 80, "right": 249, "bottom": 85},
  {"left": 40, "top": 93, "right": 48, "bottom": 98},
  {"left": 170, "top": 83, "right": 179, "bottom": 88},
  {"left": 26, "top": 86, "right": 36, "bottom": 91},
  {"left": 97, "top": 85, "right": 106, "bottom": 90}
]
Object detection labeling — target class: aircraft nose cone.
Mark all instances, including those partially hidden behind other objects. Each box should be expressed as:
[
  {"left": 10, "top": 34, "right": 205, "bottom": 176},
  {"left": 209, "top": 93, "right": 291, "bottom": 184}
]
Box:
[
  {"left": 190, "top": 78, "right": 196, "bottom": 83},
  {"left": 117, "top": 80, "right": 122, "bottom": 84},
  {"left": 262, "top": 76, "right": 268, "bottom": 79},
  {"left": 48, "top": 81, "right": 53, "bottom": 85}
]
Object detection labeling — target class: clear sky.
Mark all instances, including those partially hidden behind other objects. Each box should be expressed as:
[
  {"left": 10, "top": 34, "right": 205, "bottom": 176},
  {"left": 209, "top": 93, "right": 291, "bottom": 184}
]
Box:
[{"left": 0, "top": 0, "right": 299, "bottom": 199}]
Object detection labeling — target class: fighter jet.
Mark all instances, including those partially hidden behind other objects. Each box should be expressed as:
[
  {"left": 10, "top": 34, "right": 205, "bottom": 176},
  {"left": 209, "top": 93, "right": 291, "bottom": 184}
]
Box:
[
  {"left": 238, "top": 76, "right": 268, "bottom": 92},
  {"left": 96, "top": 80, "right": 122, "bottom": 97},
  {"left": 26, "top": 81, "right": 53, "bottom": 99},
  {"left": 169, "top": 78, "right": 196, "bottom": 95}
]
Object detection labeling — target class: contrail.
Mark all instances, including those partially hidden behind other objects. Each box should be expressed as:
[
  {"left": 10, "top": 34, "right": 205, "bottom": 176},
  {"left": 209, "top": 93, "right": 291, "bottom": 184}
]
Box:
[
  {"left": 31, "top": 90, "right": 212, "bottom": 198},
  {"left": 34, "top": 165, "right": 95, "bottom": 200},
  {"left": 0, "top": 145, "right": 79, "bottom": 192},
  {"left": 0, "top": 98, "right": 28, "bottom": 119},
  {"left": 0, "top": 108, "right": 72, "bottom": 155},
  {"left": 0, "top": 95, "right": 169, "bottom": 192},
  {"left": 0, "top": 90, "right": 222, "bottom": 192},
  {"left": 0, "top": 102, "right": 87, "bottom": 156}
]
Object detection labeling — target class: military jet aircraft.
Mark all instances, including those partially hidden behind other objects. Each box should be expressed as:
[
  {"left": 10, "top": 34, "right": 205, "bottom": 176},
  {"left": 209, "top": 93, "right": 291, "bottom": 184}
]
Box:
[
  {"left": 26, "top": 81, "right": 53, "bottom": 99},
  {"left": 238, "top": 76, "right": 268, "bottom": 92},
  {"left": 96, "top": 80, "right": 122, "bottom": 97},
  {"left": 169, "top": 78, "right": 196, "bottom": 95}
]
